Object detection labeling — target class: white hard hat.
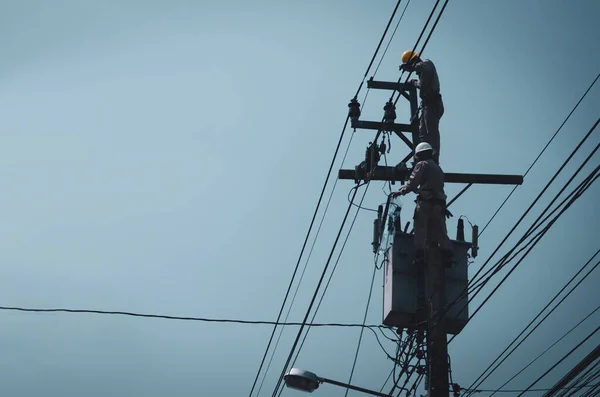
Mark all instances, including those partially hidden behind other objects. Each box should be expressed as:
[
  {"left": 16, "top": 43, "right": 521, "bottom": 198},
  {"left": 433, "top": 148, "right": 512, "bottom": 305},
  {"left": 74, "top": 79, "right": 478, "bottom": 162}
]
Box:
[{"left": 415, "top": 142, "right": 433, "bottom": 154}]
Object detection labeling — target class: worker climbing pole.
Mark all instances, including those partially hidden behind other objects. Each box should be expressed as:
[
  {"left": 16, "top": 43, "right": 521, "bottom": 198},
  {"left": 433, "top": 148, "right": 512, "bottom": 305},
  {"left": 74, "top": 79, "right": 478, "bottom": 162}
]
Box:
[
  {"left": 400, "top": 50, "right": 444, "bottom": 164},
  {"left": 338, "top": 48, "right": 525, "bottom": 397}
]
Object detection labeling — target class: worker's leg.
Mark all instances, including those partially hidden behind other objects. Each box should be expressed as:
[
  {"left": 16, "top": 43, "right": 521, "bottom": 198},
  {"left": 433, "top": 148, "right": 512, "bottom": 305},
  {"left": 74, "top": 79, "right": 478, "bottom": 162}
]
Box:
[
  {"left": 431, "top": 204, "right": 453, "bottom": 266},
  {"left": 422, "top": 101, "right": 443, "bottom": 164},
  {"left": 432, "top": 205, "right": 452, "bottom": 250},
  {"left": 418, "top": 108, "right": 427, "bottom": 145}
]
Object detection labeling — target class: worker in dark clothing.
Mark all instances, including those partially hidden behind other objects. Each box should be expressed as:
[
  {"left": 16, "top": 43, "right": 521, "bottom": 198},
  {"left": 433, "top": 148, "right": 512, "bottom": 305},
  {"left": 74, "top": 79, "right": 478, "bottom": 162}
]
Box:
[
  {"left": 400, "top": 50, "right": 444, "bottom": 164},
  {"left": 392, "top": 142, "right": 452, "bottom": 266}
]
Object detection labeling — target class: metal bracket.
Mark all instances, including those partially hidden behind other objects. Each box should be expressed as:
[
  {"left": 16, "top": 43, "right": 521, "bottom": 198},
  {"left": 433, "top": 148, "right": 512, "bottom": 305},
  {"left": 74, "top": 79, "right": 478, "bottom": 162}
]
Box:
[
  {"left": 351, "top": 119, "right": 414, "bottom": 149},
  {"left": 340, "top": 166, "right": 524, "bottom": 185},
  {"left": 367, "top": 78, "right": 413, "bottom": 101}
]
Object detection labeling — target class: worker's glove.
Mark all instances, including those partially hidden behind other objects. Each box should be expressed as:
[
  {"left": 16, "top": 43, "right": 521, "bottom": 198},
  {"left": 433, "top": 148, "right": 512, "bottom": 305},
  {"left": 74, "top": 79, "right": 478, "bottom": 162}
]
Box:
[
  {"left": 444, "top": 208, "right": 454, "bottom": 219},
  {"left": 409, "top": 79, "right": 419, "bottom": 88},
  {"left": 392, "top": 187, "right": 408, "bottom": 198}
]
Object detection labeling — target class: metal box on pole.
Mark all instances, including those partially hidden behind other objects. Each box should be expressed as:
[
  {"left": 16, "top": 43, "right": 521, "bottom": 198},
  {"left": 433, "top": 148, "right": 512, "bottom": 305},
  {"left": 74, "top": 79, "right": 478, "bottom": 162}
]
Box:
[{"left": 383, "top": 231, "right": 471, "bottom": 335}]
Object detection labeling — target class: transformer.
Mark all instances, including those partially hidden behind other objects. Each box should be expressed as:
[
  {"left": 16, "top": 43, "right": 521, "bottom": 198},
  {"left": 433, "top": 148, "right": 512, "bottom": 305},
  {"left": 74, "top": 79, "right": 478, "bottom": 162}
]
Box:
[{"left": 382, "top": 231, "right": 471, "bottom": 335}]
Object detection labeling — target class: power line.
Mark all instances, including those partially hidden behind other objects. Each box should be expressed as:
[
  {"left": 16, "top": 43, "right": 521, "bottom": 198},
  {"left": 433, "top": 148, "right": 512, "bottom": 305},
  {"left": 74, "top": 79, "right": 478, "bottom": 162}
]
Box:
[
  {"left": 343, "top": 258, "right": 379, "bottom": 397},
  {"left": 516, "top": 324, "right": 600, "bottom": 396},
  {"left": 390, "top": 332, "right": 424, "bottom": 396},
  {"left": 466, "top": 161, "right": 600, "bottom": 298},
  {"left": 449, "top": 152, "right": 600, "bottom": 347},
  {"left": 272, "top": 0, "right": 440, "bottom": 386},
  {"left": 257, "top": 4, "right": 410, "bottom": 385},
  {"left": 558, "top": 360, "right": 600, "bottom": 397},
  {"left": 378, "top": 332, "right": 415, "bottom": 395},
  {"left": 286, "top": 184, "right": 372, "bottom": 371},
  {"left": 247, "top": 2, "right": 409, "bottom": 394},
  {"left": 470, "top": 115, "right": 599, "bottom": 295},
  {"left": 490, "top": 302, "right": 600, "bottom": 396},
  {"left": 388, "top": 0, "right": 442, "bottom": 105},
  {"left": 373, "top": 0, "right": 412, "bottom": 78},
  {"left": 0, "top": 305, "right": 390, "bottom": 329},
  {"left": 445, "top": 116, "right": 600, "bottom": 332},
  {"left": 465, "top": 134, "right": 600, "bottom": 308},
  {"left": 254, "top": 131, "right": 359, "bottom": 397},
  {"left": 271, "top": 184, "right": 375, "bottom": 397},
  {"left": 269, "top": 2, "right": 450, "bottom": 394},
  {"left": 460, "top": 384, "right": 599, "bottom": 394},
  {"left": 433, "top": 74, "right": 600, "bottom": 339},
  {"left": 267, "top": 183, "right": 374, "bottom": 397},
  {"left": 542, "top": 345, "right": 600, "bottom": 397},
  {"left": 463, "top": 249, "right": 600, "bottom": 396},
  {"left": 473, "top": 164, "right": 600, "bottom": 296},
  {"left": 246, "top": 114, "right": 351, "bottom": 397},
  {"left": 269, "top": 185, "right": 362, "bottom": 397},
  {"left": 450, "top": 73, "right": 600, "bottom": 309},
  {"left": 479, "top": 71, "right": 600, "bottom": 237},
  {"left": 354, "top": 0, "right": 405, "bottom": 99}
]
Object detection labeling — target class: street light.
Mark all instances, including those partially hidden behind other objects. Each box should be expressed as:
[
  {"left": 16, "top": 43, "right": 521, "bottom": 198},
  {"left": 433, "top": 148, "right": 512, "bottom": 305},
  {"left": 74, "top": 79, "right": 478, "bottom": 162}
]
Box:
[{"left": 284, "top": 368, "right": 393, "bottom": 397}]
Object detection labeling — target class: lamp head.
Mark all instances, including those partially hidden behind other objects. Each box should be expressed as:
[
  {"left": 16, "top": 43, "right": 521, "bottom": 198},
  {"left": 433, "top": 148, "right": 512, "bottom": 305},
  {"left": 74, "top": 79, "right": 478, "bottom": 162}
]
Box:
[{"left": 284, "top": 368, "right": 320, "bottom": 393}]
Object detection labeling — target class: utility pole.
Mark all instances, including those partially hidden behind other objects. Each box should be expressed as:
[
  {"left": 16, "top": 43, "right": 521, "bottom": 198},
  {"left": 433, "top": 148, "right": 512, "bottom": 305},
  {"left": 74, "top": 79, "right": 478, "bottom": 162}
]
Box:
[
  {"left": 425, "top": 248, "right": 449, "bottom": 397},
  {"left": 341, "top": 77, "right": 524, "bottom": 397}
]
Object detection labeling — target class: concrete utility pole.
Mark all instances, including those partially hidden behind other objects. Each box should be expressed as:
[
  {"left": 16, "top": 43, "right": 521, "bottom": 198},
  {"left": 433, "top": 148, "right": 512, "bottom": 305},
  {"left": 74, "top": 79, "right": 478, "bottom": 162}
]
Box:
[{"left": 340, "top": 78, "right": 524, "bottom": 397}]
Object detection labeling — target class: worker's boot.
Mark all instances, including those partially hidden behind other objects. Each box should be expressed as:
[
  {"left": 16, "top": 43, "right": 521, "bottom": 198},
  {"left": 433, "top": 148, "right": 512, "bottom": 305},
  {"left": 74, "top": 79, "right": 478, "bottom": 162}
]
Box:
[
  {"left": 442, "top": 249, "right": 453, "bottom": 268},
  {"left": 413, "top": 249, "right": 425, "bottom": 266}
]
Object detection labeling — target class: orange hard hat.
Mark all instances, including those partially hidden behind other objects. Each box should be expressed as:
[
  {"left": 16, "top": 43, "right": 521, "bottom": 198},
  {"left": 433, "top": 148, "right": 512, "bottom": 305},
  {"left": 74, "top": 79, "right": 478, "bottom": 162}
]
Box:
[{"left": 401, "top": 50, "right": 419, "bottom": 64}]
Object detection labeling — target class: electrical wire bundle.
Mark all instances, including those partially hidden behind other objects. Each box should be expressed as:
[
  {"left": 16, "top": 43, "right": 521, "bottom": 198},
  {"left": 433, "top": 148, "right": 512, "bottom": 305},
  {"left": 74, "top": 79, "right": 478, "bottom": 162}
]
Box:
[{"left": 444, "top": 73, "right": 600, "bottom": 395}]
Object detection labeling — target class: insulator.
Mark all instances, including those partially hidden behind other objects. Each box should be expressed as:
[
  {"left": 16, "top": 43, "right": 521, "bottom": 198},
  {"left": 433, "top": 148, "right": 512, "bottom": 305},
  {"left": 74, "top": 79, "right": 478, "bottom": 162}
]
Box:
[
  {"left": 383, "top": 101, "right": 396, "bottom": 123},
  {"left": 472, "top": 224, "right": 479, "bottom": 258},
  {"left": 379, "top": 140, "right": 386, "bottom": 154},
  {"left": 457, "top": 218, "right": 465, "bottom": 241},
  {"left": 392, "top": 206, "right": 401, "bottom": 232},
  {"left": 367, "top": 142, "right": 380, "bottom": 171},
  {"left": 364, "top": 144, "right": 372, "bottom": 173},
  {"left": 388, "top": 215, "right": 394, "bottom": 233},
  {"left": 348, "top": 98, "right": 361, "bottom": 121},
  {"left": 372, "top": 218, "right": 381, "bottom": 253},
  {"left": 452, "top": 384, "right": 462, "bottom": 397}
]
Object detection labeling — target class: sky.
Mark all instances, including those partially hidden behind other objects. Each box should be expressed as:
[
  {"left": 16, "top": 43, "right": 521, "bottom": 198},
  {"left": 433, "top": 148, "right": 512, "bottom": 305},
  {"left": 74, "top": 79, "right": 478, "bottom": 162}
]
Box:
[{"left": 0, "top": 0, "right": 599, "bottom": 396}]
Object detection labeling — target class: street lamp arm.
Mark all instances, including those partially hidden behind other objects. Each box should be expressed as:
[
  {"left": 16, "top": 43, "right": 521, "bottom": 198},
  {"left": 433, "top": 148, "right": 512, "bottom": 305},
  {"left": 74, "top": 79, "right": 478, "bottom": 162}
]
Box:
[{"left": 318, "top": 376, "right": 393, "bottom": 397}]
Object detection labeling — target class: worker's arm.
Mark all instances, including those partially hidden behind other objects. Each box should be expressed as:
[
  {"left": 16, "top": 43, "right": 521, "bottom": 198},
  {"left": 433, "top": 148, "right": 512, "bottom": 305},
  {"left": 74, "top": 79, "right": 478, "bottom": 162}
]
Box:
[
  {"left": 403, "top": 161, "right": 425, "bottom": 192},
  {"left": 393, "top": 161, "right": 425, "bottom": 197},
  {"left": 413, "top": 61, "right": 433, "bottom": 93}
]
